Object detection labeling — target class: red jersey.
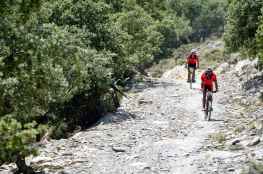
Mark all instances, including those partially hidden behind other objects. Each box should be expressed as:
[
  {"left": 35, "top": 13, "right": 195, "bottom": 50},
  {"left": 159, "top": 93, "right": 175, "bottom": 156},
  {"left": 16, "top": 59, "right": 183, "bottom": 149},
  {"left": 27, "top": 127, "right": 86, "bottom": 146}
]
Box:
[
  {"left": 187, "top": 53, "right": 199, "bottom": 65},
  {"left": 201, "top": 72, "right": 217, "bottom": 87}
]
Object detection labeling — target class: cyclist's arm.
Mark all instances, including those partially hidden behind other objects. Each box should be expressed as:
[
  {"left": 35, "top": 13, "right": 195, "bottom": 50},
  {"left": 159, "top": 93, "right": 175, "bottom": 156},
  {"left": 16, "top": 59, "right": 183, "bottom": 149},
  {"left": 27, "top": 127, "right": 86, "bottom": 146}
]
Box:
[
  {"left": 214, "top": 80, "right": 218, "bottom": 92},
  {"left": 186, "top": 56, "right": 189, "bottom": 65},
  {"left": 201, "top": 75, "right": 204, "bottom": 89}
]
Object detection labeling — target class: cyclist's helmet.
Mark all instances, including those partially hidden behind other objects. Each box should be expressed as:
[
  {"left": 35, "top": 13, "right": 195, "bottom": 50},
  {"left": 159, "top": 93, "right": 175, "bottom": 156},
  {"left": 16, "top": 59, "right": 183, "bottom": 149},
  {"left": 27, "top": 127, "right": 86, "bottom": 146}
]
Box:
[
  {"left": 205, "top": 68, "right": 213, "bottom": 79},
  {"left": 191, "top": 48, "right": 197, "bottom": 54}
]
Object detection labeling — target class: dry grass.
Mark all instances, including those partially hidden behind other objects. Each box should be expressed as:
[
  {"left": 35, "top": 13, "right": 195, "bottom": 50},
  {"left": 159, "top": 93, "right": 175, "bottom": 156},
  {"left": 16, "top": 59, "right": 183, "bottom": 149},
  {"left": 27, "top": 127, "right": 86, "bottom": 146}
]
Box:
[
  {"left": 241, "top": 161, "right": 263, "bottom": 174},
  {"left": 209, "top": 132, "right": 226, "bottom": 144}
]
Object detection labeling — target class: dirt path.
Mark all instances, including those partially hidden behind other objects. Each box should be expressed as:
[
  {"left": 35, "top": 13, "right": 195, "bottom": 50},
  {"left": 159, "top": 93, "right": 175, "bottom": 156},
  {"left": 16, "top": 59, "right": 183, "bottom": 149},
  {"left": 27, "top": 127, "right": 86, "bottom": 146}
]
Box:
[
  {"left": 2, "top": 64, "right": 261, "bottom": 174},
  {"left": 10, "top": 67, "right": 229, "bottom": 174}
]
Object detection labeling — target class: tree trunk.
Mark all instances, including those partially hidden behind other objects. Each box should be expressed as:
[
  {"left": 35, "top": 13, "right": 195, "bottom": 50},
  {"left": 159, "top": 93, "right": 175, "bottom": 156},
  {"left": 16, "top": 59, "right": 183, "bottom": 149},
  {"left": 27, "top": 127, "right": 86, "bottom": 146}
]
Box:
[{"left": 15, "top": 155, "right": 35, "bottom": 174}]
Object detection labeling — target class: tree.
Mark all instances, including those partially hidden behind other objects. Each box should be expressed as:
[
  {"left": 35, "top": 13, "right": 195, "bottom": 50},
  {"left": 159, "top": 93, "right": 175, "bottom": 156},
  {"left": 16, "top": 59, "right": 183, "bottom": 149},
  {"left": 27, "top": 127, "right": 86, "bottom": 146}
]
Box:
[
  {"left": 224, "top": 0, "right": 263, "bottom": 54},
  {"left": 0, "top": 1, "right": 113, "bottom": 173},
  {"left": 256, "top": 9, "right": 263, "bottom": 66},
  {"left": 0, "top": 1, "right": 230, "bottom": 172}
]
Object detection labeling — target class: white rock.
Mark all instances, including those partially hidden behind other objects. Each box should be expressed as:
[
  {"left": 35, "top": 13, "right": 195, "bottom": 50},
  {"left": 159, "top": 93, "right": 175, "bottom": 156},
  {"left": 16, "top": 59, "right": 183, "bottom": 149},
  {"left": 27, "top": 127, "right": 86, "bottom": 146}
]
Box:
[
  {"left": 234, "top": 59, "right": 257, "bottom": 77},
  {"left": 216, "top": 63, "right": 230, "bottom": 74},
  {"left": 255, "top": 119, "right": 263, "bottom": 131},
  {"left": 247, "top": 137, "right": 261, "bottom": 147},
  {"left": 31, "top": 156, "right": 53, "bottom": 164}
]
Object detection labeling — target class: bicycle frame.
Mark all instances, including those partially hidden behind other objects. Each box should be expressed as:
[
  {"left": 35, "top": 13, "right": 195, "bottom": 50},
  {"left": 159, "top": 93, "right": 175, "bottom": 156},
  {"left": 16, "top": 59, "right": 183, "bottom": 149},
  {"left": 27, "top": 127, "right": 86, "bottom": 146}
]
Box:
[{"left": 204, "top": 91, "right": 214, "bottom": 121}]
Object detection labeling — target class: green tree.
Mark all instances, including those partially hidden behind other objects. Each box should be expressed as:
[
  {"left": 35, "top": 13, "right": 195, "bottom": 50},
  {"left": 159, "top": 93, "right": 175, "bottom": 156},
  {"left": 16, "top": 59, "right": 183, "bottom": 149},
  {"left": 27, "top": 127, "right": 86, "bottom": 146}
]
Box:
[
  {"left": 0, "top": 1, "right": 113, "bottom": 172},
  {"left": 256, "top": 9, "right": 263, "bottom": 66},
  {"left": 224, "top": 0, "right": 263, "bottom": 54}
]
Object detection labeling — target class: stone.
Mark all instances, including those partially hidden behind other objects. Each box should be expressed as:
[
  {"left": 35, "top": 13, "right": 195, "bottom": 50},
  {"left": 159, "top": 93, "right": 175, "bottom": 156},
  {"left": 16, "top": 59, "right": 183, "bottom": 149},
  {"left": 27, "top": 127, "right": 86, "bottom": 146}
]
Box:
[
  {"left": 59, "top": 170, "right": 71, "bottom": 174},
  {"left": 228, "top": 168, "right": 235, "bottom": 172},
  {"left": 31, "top": 156, "right": 53, "bottom": 164},
  {"left": 138, "top": 99, "right": 153, "bottom": 105},
  {"left": 234, "top": 59, "right": 257, "bottom": 77},
  {"left": 112, "top": 146, "right": 126, "bottom": 153},
  {"left": 231, "top": 138, "right": 241, "bottom": 145},
  {"left": 255, "top": 119, "right": 263, "bottom": 131},
  {"left": 217, "top": 63, "right": 230, "bottom": 74},
  {"left": 247, "top": 137, "right": 261, "bottom": 146}
]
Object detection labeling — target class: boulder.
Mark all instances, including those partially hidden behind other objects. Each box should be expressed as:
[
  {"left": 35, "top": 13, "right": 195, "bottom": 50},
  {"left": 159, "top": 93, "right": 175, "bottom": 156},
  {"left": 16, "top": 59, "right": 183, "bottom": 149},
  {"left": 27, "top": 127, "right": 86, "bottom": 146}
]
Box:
[
  {"left": 216, "top": 63, "right": 230, "bottom": 74},
  {"left": 247, "top": 137, "right": 261, "bottom": 147},
  {"left": 234, "top": 59, "right": 258, "bottom": 77},
  {"left": 242, "top": 71, "right": 263, "bottom": 92},
  {"left": 228, "top": 53, "right": 241, "bottom": 64}
]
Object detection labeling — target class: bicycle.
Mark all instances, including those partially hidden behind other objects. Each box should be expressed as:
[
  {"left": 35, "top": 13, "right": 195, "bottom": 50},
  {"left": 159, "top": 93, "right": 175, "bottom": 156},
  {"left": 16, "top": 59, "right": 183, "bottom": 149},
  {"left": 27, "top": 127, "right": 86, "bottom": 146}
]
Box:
[{"left": 204, "top": 91, "right": 216, "bottom": 121}]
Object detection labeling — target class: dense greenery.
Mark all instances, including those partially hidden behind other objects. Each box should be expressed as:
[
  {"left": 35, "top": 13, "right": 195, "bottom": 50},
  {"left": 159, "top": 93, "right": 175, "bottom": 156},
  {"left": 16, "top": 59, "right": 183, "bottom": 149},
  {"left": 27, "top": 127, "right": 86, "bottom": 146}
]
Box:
[
  {"left": 224, "top": 0, "right": 263, "bottom": 65},
  {"left": 0, "top": 0, "right": 227, "bottom": 173}
]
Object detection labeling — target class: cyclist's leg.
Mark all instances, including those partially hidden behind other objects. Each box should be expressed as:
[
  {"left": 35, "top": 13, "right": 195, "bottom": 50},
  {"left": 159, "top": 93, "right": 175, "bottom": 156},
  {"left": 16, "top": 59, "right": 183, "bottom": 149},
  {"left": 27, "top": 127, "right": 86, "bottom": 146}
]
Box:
[
  {"left": 202, "top": 87, "right": 207, "bottom": 110},
  {"left": 187, "top": 65, "right": 191, "bottom": 82},
  {"left": 207, "top": 86, "right": 213, "bottom": 110}
]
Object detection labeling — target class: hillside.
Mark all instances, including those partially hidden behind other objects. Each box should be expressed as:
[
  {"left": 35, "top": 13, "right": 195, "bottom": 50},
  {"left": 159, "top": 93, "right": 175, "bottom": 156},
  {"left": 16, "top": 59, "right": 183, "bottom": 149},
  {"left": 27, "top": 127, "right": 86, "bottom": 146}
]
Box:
[
  {"left": 1, "top": 1, "right": 263, "bottom": 174},
  {"left": 1, "top": 42, "right": 262, "bottom": 173}
]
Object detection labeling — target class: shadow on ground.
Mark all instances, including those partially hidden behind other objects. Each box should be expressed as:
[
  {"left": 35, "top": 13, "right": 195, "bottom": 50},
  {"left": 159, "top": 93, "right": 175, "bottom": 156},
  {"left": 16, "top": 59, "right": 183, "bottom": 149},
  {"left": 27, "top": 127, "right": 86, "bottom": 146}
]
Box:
[{"left": 95, "top": 109, "right": 137, "bottom": 125}]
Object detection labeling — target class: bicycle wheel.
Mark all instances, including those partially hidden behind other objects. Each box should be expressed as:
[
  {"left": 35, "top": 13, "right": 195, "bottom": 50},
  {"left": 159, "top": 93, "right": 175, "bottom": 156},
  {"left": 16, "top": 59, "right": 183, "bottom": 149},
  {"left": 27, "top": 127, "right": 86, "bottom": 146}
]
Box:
[
  {"left": 189, "top": 69, "right": 193, "bottom": 89},
  {"left": 204, "top": 100, "right": 209, "bottom": 121},
  {"left": 207, "top": 100, "right": 212, "bottom": 121},
  {"left": 190, "top": 77, "right": 192, "bottom": 89}
]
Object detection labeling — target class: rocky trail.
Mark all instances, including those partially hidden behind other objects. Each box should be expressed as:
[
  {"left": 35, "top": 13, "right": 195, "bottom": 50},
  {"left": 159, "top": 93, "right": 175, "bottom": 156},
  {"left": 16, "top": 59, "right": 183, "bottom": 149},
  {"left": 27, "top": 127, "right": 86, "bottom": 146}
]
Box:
[{"left": 1, "top": 60, "right": 263, "bottom": 174}]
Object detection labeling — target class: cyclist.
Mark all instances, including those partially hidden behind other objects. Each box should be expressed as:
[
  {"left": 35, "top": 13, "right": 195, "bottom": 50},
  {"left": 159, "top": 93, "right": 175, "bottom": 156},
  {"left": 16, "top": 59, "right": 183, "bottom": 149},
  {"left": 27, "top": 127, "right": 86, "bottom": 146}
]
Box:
[
  {"left": 186, "top": 49, "right": 199, "bottom": 82},
  {"left": 201, "top": 68, "right": 218, "bottom": 111}
]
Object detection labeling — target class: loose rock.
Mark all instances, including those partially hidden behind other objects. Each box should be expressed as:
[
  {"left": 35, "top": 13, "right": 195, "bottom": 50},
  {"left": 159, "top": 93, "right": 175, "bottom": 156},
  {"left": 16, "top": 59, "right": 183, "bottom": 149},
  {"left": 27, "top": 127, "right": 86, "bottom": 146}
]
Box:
[{"left": 247, "top": 137, "right": 261, "bottom": 147}]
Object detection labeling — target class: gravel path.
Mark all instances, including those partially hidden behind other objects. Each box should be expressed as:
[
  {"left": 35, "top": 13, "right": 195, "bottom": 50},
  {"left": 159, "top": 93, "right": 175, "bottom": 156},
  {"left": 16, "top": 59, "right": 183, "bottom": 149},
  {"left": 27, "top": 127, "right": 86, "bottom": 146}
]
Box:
[
  {"left": 33, "top": 68, "right": 227, "bottom": 174},
  {"left": 1, "top": 65, "right": 262, "bottom": 174}
]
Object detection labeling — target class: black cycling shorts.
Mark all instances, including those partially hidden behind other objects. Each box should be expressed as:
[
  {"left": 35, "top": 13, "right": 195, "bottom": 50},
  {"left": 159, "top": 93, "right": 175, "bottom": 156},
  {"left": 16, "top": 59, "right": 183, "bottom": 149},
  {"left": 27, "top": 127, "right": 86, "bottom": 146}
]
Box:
[
  {"left": 203, "top": 85, "right": 213, "bottom": 92},
  {"left": 188, "top": 64, "right": 196, "bottom": 69}
]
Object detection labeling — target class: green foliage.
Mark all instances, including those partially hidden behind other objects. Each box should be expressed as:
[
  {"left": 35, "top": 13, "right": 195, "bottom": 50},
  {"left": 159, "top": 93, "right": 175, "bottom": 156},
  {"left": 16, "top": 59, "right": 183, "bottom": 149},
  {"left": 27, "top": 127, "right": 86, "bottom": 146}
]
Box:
[
  {"left": 112, "top": 6, "right": 162, "bottom": 65},
  {"left": 0, "top": 118, "right": 45, "bottom": 164},
  {"left": 224, "top": 0, "right": 263, "bottom": 54},
  {"left": 0, "top": 0, "right": 228, "bottom": 171},
  {"left": 224, "top": 0, "right": 263, "bottom": 66},
  {"left": 0, "top": 0, "right": 113, "bottom": 169},
  {"left": 256, "top": 11, "right": 263, "bottom": 66},
  {"left": 169, "top": 0, "right": 227, "bottom": 41},
  {"left": 156, "top": 15, "right": 191, "bottom": 58}
]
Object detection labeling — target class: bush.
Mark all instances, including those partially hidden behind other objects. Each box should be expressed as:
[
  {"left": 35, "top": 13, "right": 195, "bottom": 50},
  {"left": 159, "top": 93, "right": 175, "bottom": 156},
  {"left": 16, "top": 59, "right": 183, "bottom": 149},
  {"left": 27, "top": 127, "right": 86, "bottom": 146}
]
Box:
[
  {"left": 256, "top": 12, "right": 263, "bottom": 67},
  {"left": 0, "top": 0, "right": 229, "bottom": 173},
  {"left": 224, "top": 0, "right": 263, "bottom": 55},
  {"left": 0, "top": 118, "right": 46, "bottom": 173}
]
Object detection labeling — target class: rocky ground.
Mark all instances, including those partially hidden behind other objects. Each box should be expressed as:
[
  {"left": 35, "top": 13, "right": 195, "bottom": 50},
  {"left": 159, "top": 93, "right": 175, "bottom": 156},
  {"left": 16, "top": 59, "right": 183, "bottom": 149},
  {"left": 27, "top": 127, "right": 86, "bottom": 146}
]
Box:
[{"left": 0, "top": 59, "right": 262, "bottom": 174}]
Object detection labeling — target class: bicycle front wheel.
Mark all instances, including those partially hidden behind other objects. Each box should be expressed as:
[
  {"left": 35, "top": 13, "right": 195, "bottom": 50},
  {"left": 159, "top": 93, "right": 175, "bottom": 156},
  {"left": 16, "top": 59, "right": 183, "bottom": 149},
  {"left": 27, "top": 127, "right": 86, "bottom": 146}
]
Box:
[
  {"left": 207, "top": 101, "right": 212, "bottom": 121},
  {"left": 204, "top": 102, "right": 209, "bottom": 121}
]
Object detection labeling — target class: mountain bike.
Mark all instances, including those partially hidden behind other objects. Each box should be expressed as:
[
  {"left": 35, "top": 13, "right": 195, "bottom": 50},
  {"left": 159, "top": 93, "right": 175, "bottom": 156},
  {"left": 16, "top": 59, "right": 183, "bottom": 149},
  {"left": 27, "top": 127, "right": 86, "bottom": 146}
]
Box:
[{"left": 204, "top": 91, "right": 216, "bottom": 121}]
